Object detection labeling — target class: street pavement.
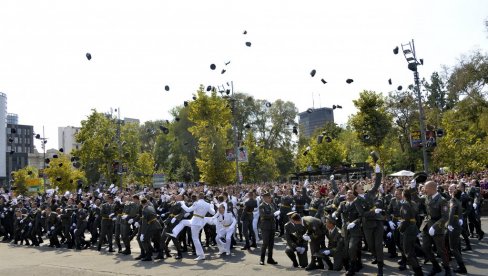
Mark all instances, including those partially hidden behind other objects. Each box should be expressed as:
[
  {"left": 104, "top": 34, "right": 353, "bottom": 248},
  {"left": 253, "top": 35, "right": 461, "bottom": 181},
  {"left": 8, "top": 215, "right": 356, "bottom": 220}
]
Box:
[{"left": 1, "top": 218, "right": 487, "bottom": 276}]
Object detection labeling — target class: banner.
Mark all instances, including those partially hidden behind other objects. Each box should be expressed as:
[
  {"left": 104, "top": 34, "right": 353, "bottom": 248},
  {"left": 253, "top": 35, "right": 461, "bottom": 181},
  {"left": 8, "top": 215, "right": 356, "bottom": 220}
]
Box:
[
  {"left": 410, "top": 130, "right": 436, "bottom": 148},
  {"left": 152, "top": 174, "right": 165, "bottom": 188},
  {"left": 226, "top": 148, "right": 248, "bottom": 162}
]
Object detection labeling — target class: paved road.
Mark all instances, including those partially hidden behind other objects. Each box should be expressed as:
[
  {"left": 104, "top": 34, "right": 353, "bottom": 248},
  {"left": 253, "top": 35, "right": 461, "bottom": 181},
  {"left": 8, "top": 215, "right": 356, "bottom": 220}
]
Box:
[{"left": 1, "top": 218, "right": 487, "bottom": 276}]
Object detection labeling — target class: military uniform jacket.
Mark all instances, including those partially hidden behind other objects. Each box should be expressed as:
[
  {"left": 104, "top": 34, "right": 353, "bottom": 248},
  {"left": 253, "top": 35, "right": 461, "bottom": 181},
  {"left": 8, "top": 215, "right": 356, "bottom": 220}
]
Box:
[
  {"left": 100, "top": 202, "right": 114, "bottom": 221},
  {"left": 420, "top": 193, "right": 449, "bottom": 235},
  {"left": 337, "top": 200, "right": 363, "bottom": 237},
  {"left": 309, "top": 197, "right": 325, "bottom": 218},
  {"left": 325, "top": 226, "right": 344, "bottom": 256},
  {"left": 46, "top": 212, "right": 61, "bottom": 232},
  {"left": 258, "top": 202, "right": 276, "bottom": 231},
  {"left": 387, "top": 198, "right": 402, "bottom": 222},
  {"left": 280, "top": 195, "right": 293, "bottom": 216},
  {"left": 356, "top": 172, "right": 384, "bottom": 228},
  {"left": 398, "top": 201, "right": 418, "bottom": 235},
  {"left": 164, "top": 201, "right": 184, "bottom": 225},
  {"left": 122, "top": 202, "right": 140, "bottom": 224},
  {"left": 302, "top": 216, "right": 326, "bottom": 239},
  {"left": 141, "top": 205, "right": 162, "bottom": 236},
  {"left": 76, "top": 208, "right": 88, "bottom": 228},
  {"left": 449, "top": 197, "right": 463, "bottom": 230},
  {"left": 284, "top": 221, "right": 307, "bottom": 249},
  {"left": 242, "top": 198, "right": 257, "bottom": 222}
]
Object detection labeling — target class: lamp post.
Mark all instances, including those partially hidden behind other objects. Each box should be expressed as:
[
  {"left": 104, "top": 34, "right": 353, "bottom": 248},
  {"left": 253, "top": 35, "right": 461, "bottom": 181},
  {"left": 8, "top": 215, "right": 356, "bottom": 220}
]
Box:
[
  {"left": 34, "top": 126, "right": 48, "bottom": 191},
  {"left": 401, "top": 39, "right": 429, "bottom": 173},
  {"left": 219, "top": 81, "right": 240, "bottom": 185}
]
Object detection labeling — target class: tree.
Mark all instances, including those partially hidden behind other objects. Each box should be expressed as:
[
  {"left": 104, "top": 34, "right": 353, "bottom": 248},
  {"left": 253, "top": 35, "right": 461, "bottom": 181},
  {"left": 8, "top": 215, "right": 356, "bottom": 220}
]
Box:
[
  {"left": 447, "top": 50, "right": 488, "bottom": 103},
  {"left": 188, "top": 86, "right": 235, "bottom": 185},
  {"left": 240, "top": 131, "right": 279, "bottom": 183},
  {"left": 44, "top": 153, "right": 86, "bottom": 192},
  {"left": 350, "top": 90, "right": 392, "bottom": 149},
  {"left": 11, "top": 166, "right": 39, "bottom": 195},
  {"left": 74, "top": 110, "right": 140, "bottom": 187},
  {"left": 423, "top": 72, "right": 451, "bottom": 111},
  {"left": 132, "top": 152, "right": 155, "bottom": 185}
]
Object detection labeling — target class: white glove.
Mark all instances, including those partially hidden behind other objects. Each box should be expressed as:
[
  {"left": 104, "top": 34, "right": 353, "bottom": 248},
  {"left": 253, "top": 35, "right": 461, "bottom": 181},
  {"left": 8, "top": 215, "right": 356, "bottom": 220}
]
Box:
[
  {"left": 274, "top": 210, "right": 280, "bottom": 217},
  {"left": 428, "top": 226, "right": 435, "bottom": 236},
  {"left": 121, "top": 215, "right": 128, "bottom": 220},
  {"left": 322, "top": 249, "right": 331, "bottom": 256},
  {"left": 347, "top": 222, "right": 356, "bottom": 230},
  {"left": 109, "top": 213, "right": 114, "bottom": 218},
  {"left": 0, "top": 213, "right": 4, "bottom": 218},
  {"left": 332, "top": 212, "right": 337, "bottom": 219},
  {"left": 128, "top": 218, "right": 134, "bottom": 224},
  {"left": 29, "top": 222, "right": 32, "bottom": 227},
  {"left": 140, "top": 234, "right": 144, "bottom": 242},
  {"left": 383, "top": 226, "right": 387, "bottom": 231},
  {"left": 374, "top": 208, "right": 382, "bottom": 214},
  {"left": 184, "top": 213, "right": 190, "bottom": 218},
  {"left": 112, "top": 217, "right": 117, "bottom": 221},
  {"left": 417, "top": 233, "right": 422, "bottom": 239},
  {"left": 448, "top": 225, "right": 454, "bottom": 232},
  {"left": 72, "top": 223, "right": 76, "bottom": 227},
  {"left": 330, "top": 175, "right": 334, "bottom": 181},
  {"left": 410, "top": 180, "right": 417, "bottom": 189},
  {"left": 473, "top": 203, "right": 477, "bottom": 209},
  {"left": 302, "top": 234, "right": 311, "bottom": 241},
  {"left": 47, "top": 231, "right": 50, "bottom": 235},
  {"left": 171, "top": 218, "right": 176, "bottom": 224},
  {"left": 388, "top": 221, "right": 396, "bottom": 230},
  {"left": 134, "top": 222, "right": 140, "bottom": 228},
  {"left": 387, "top": 232, "right": 393, "bottom": 238},
  {"left": 296, "top": 247, "right": 305, "bottom": 254},
  {"left": 74, "top": 229, "right": 77, "bottom": 233},
  {"left": 375, "top": 164, "right": 381, "bottom": 173},
  {"left": 50, "top": 226, "right": 55, "bottom": 230},
  {"left": 459, "top": 219, "right": 463, "bottom": 226},
  {"left": 397, "top": 221, "right": 403, "bottom": 227}
]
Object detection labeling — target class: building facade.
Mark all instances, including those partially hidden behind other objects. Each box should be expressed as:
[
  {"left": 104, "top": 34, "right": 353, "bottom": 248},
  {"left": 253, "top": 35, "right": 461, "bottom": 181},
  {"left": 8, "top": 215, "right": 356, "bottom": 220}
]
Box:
[
  {"left": 298, "top": 107, "right": 335, "bottom": 138},
  {"left": 6, "top": 123, "right": 35, "bottom": 184},
  {"left": 58, "top": 126, "right": 81, "bottom": 154},
  {"left": 7, "top": 113, "right": 18, "bottom": 125},
  {"left": 0, "top": 93, "right": 6, "bottom": 186}
]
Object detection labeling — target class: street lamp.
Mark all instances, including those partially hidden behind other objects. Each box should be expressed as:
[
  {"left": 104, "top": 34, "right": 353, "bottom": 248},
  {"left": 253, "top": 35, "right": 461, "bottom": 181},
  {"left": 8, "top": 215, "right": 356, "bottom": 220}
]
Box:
[
  {"left": 400, "top": 39, "right": 429, "bottom": 173},
  {"left": 218, "top": 81, "right": 240, "bottom": 185},
  {"left": 34, "top": 126, "right": 48, "bottom": 191}
]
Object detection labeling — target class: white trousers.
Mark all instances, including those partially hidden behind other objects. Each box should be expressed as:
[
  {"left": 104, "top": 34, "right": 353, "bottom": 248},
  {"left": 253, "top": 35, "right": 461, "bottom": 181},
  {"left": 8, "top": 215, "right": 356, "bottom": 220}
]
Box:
[{"left": 216, "top": 227, "right": 234, "bottom": 254}]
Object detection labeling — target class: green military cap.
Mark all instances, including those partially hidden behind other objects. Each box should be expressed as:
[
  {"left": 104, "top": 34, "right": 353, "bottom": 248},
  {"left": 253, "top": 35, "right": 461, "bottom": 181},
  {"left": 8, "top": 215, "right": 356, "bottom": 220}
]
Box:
[
  {"left": 262, "top": 191, "right": 271, "bottom": 197},
  {"left": 286, "top": 211, "right": 296, "bottom": 217}
]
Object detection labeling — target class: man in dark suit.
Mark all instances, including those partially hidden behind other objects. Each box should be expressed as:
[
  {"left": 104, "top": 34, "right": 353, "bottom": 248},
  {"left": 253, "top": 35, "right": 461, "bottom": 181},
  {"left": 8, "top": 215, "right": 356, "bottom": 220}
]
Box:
[
  {"left": 315, "top": 214, "right": 345, "bottom": 271},
  {"left": 258, "top": 191, "right": 278, "bottom": 265}
]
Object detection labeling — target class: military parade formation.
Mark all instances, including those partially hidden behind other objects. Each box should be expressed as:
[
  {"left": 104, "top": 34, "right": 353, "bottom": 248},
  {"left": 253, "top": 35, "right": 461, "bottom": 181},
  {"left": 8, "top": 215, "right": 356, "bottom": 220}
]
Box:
[{"left": 0, "top": 154, "right": 486, "bottom": 276}]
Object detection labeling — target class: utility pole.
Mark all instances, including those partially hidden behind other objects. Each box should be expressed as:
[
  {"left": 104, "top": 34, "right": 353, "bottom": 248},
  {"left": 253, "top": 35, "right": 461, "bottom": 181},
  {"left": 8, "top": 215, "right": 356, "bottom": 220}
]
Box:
[
  {"left": 116, "top": 108, "right": 123, "bottom": 189},
  {"left": 402, "top": 39, "right": 429, "bottom": 173}
]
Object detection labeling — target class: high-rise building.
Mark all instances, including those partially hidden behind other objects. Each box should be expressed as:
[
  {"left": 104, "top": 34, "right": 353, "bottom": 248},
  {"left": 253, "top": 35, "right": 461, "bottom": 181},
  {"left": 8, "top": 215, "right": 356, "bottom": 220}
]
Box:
[
  {"left": 298, "top": 107, "right": 335, "bottom": 137},
  {"left": 6, "top": 123, "right": 35, "bottom": 184},
  {"left": 0, "top": 93, "right": 6, "bottom": 186},
  {"left": 58, "top": 126, "right": 81, "bottom": 154},
  {"left": 7, "top": 113, "right": 18, "bottom": 125}
]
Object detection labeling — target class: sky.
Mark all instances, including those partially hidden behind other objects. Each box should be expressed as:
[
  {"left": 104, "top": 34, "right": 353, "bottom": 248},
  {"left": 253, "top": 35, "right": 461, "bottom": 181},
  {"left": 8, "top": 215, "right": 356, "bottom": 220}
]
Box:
[{"left": 0, "top": 0, "right": 487, "bottom": 151}]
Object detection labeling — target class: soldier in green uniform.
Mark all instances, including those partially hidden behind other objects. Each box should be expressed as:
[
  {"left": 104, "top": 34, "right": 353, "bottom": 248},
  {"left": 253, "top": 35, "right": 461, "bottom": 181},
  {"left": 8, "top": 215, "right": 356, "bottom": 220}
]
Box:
[
  {"left": 279, "top": 190, "right": 294, "bottom": 237},
  {"left": 308, "top": 190, "right": 326, "bottom": 219},
  {"left": 284, "top": 212, "right": 308, "bottom": 268},
  {"left": 113, "top": 198, "right": 124, "bottom": 252},
  {"left": 162, "top": 194, "right": 185, "bottom": 259},
  {"left": 301, "top": 215, "right": 327, "bottom": 271},
  {"left": 98, "top": 194, "right": 115, "bottom": 252},
  {"left": 447, "top": 185, "right": 467, "bottom": 274},
  {"left": 353, "top": 162, "right": 384, "bottom": 275},
  {"left": 139, "top": 198, "right": 163, "bottom": 261},
  {"left": 387, "top": 188, "right": 403, "bottom": 259},
  {"left": 74, "top": 202, "right": 88, "bottom": 250},
  {"left": 120, "top": 195, "right": 140, "bottom": 255},
  {"left": 45, "top": 206, "right": 61, "bottom": 248},
  {"left": 420, "top": 181, "right": 451, "bottom": 276},
  {"left": 398, "top": 188, "right": 423, "bottom": 276},
  {"left": 315, "top": 214, "right": 345, "bottom": 271},
  {"left": 258, "top": 191, "right": 278, "bottom": 265}
]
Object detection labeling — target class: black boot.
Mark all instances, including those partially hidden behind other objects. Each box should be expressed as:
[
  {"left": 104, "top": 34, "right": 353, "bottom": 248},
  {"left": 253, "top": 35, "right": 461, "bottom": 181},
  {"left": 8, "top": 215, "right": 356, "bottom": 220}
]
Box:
[
  {"left": 108, "top": 246, "right": 115, "bottom": 253},
  {"left": 427, "top": 262, "right": 442, "bottom": 276},
  {"left": 120, "top": 248, "right": 131, "bottom": 255},
  {"left": 346, "top": 261, "right": 356, "bottom": 276},
  {"left": 377, "top": 261, "right": 384, "bottom": 276},
  {"left": 97, "top": 244, "right": 101, "bottom": 251},
  {"left": 325, "top": 258, "right": 334, "bottom": 270},
  {"left": 443, "top": 264, "right": 452, "bottom": 276},
  {"left": 117, "top": 244, "right": 122, "bottom": 253},
  {"left": 413, "top": 266, "right": 424, "bottom": 276},
  {"left": 174, "top": 251, "right": 183, "bottom": 259},
  {"left": 453, "top": 263, "right": 467, "bottom": 274},
  {"left": 154, "top": 252, "right": 165, "bottom": 260}
]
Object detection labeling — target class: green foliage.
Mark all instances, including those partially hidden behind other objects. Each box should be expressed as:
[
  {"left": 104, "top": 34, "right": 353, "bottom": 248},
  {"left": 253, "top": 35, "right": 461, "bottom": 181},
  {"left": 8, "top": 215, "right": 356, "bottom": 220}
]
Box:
[
  {"left": 295, "top": 130, "right": 346, "bottom": 172},
  {"left": 350, "top": 90, "right": 392, "bottom": 148},
  {"left": 44, "top": 153, "right": 86, "bottom": 192},
  {"left": 133, "top": 152, "right": 155, "bottom": 185},
  {"left": 188, "top": 86, "right": 235, "bottom": 185},
  {"left": 12, "top": 166, "right": 39, "bottom": 195},
  {"left": 74, "top": 110, "right": 140, "bottom": 186},
  {"left": 240, "top": 131, "right": 279, "bottom": 183}
]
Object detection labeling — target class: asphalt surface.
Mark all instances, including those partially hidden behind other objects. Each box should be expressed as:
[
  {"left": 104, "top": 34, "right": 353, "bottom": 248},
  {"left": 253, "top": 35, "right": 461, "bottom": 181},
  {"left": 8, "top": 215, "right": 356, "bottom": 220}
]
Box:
[{"left": 0, "top": 218, "right": 487, "bottom": 276}]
